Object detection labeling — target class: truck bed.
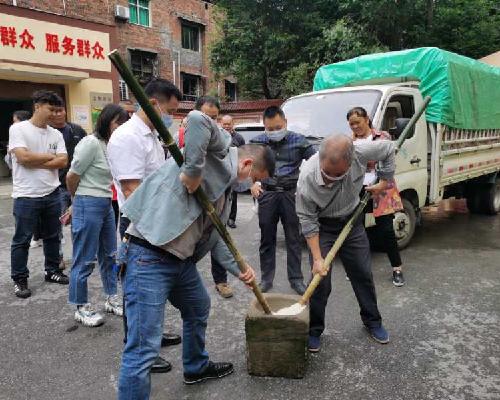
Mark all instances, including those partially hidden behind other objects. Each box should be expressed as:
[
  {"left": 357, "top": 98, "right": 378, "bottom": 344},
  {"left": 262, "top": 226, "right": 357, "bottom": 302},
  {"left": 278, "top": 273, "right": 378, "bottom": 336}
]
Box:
[{"left": 439, "top": 126, "right": 500, "bottom": 186}]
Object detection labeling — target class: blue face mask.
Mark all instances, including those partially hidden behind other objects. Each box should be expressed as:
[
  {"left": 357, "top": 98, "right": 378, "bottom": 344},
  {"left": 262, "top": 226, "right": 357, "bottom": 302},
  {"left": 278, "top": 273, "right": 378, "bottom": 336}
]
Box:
[
  {"left": 266, "top": 128, "right": 288, "bottom": 142},
  {"left": 162, "top": 114, "right": 173, "bottom": 128},
  {"left": 156, "top": 104, "right": 173, "bottom": 128}
]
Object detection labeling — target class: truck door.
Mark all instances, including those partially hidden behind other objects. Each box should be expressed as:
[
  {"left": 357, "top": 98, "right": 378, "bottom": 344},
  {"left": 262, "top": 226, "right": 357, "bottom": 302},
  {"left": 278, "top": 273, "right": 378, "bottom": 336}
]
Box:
[{"left": 377, "top": 89, "right": 428, "bottom": 248}]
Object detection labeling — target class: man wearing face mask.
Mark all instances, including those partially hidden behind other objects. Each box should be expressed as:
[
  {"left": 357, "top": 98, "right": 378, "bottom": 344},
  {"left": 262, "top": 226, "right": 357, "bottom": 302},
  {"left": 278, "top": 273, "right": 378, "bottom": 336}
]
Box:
[
  {"left": 296, "top": 134, "right": 394, "bottom": 353},
  {"left": 250, "top": 106, "right": 316, "bottom": 295},
  {"left": 116, "top": 106, "right": 274, "bottom": 397},
  {"left": 108, "top": 78, "right": 183, "bottom": 375}
]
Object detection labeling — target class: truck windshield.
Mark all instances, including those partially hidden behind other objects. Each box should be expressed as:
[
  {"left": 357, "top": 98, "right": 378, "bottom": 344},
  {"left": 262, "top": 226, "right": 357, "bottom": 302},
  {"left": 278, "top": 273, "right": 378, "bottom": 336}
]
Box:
[{"left": 282, "top": 89, "right": 382, "bottom": 138}]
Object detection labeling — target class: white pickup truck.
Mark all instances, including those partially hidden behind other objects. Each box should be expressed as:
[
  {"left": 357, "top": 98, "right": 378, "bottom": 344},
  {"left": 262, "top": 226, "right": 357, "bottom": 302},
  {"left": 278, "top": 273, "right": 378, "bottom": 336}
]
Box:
[{"left": 281, "top": 48, "right": 500, "bottom": 248}]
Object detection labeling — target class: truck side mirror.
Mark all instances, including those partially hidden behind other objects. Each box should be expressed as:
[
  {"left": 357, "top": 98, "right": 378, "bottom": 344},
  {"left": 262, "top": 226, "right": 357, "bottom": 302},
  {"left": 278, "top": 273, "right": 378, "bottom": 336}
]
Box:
[{"left": 389, "top": 118, "right": 411, "bottom": 140}]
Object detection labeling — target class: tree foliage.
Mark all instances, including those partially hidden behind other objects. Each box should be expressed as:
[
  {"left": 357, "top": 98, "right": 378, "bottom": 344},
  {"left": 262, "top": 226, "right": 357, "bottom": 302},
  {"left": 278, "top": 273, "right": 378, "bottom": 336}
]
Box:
[{"left": 211, "top": 0, "right": 500, "bottom": 99}]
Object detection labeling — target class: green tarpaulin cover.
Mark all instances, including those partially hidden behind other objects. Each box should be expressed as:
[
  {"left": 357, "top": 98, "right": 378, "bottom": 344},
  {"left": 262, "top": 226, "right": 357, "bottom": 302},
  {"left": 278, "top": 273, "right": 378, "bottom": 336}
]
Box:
[{"left": 313, "top": 47, "right": 500, "bottom": 129}]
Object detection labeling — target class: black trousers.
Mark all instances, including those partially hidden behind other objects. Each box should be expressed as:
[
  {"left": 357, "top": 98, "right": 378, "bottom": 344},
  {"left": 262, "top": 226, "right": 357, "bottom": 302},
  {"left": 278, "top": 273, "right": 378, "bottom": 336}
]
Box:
[
  {"left": 229, "top": 191, "right": 237, "bottom": 222},
  {"left": 211, "top": 193, "right": 235, "bottom": 284},
  {"left": 366, "top": 214, "right": 402, "bottom": 268},
  {"left": 309, "top": 217, "right": 382, "bottom": 337},
  {"left": 211, "top": 253, "right": 227, "bottom": 284},
  {"left": 258, "top": 190, "right": 303, "bottom": 285},
  {"left": 112, "top": 200, "right": 119, "bottom": 230},
  {"left": 119, "top": 214, "right": 131, "bottom": 240}
]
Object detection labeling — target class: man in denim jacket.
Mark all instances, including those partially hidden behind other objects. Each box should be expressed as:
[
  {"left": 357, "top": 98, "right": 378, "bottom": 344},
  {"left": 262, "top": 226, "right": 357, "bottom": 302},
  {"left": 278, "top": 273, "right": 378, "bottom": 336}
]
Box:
[{"left": 117, "top": 109, "right": 275, "bottom": 399}]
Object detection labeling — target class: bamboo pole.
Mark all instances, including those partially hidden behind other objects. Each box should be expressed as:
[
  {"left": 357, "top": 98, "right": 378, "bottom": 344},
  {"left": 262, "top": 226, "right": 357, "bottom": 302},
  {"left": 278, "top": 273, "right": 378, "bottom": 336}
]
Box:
[
  {"left": 299, "top": 192, "right": 370, "bottom": 305},
  {"left": 108, "top": 50, "right": 272, "bottom": 314},
  {"left": 299, "top": 96, "right": 431, "bottom": 306}
]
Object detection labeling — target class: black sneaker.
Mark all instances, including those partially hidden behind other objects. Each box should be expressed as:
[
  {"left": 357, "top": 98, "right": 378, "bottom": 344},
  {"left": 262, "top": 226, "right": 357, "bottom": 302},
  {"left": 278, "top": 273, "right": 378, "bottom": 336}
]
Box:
[
  {"left": 183, "top": 361, "right": 234, "bottom": 385},
  {"left": 392, "top": 270, "right": 405, "bottom": 287},
  {"left": 161, "top": 333, "right": 182, "bottom": 347},
  {"left": 45, "top": 271, "right": 69, "bottom": 284},
  {"left": 227, "top": 219, "right": 236, "bottom": 229},
  {"left": 14, "top": 279, "right": 31, "bottom": 299},
  {"left": 151, "top": 356, "right": 172, "bottom": 374}
]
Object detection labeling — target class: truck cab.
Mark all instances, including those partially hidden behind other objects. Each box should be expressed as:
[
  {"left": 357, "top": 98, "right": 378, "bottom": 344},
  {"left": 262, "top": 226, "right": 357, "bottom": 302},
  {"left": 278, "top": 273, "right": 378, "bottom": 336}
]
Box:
[{"left": 282, "top": 83, "right": 429, "bottom": 248}]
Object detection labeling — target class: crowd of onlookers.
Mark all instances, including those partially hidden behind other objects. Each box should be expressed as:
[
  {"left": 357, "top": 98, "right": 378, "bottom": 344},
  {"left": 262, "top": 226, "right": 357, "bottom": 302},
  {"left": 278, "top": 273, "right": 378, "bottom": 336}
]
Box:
[
  {"left": 6, "top": 84, "right": 406, "bottom": 320},
  {"left": 5, "top": 80, "right": 410, "bottom": 399},
  {"left": 4, "top": 88, "right": 249, "bottom": 322}
]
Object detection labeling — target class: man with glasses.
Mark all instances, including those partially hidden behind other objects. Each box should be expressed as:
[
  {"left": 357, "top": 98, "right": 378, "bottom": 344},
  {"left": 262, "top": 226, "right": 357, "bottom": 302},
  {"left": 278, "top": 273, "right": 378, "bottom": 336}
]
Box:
[{"left": 296, "top": 134, "right": 394, "bottom": 353}]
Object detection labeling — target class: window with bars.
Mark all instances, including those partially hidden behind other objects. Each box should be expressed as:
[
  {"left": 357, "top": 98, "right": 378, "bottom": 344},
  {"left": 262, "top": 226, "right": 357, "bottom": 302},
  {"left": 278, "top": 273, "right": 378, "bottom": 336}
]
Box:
[
  {"left": 119, "top": 80, "right": 129, "bottom": 101},
  {"left": 181, "top": 23, "right": 200, "bottom": 52},
  {"left": 129, "top": 49, "right": 157, "bottom": 85},
  {"left": 129, "top": 0, "right": 150, "bottom": 27},
  {"left": 182, "top": 73, "right": 201, "bottom": 101}
]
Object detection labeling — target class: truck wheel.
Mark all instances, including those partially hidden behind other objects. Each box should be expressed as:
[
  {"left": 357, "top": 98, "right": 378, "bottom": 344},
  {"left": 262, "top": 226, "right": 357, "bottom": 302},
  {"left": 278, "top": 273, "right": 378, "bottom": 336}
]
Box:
[
  {"left": 482, "top": 177, "right": 500, "bottom": 215},
  {"left": 393, "top": 198, "right": 416, "bottom": 250}
]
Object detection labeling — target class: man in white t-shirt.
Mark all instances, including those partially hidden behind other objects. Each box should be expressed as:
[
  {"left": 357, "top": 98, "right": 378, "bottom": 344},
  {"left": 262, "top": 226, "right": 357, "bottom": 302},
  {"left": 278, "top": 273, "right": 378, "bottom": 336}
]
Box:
[
  {"left": 8, "top": 90, "right": 69, "bottom": 299},
  {"left": 108, "top": 78, "right": 182, "bottom": 374}
]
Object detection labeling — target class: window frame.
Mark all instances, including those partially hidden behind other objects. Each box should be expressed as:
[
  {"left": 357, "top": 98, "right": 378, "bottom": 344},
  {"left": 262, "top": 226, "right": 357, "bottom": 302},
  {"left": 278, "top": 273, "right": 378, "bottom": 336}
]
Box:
[
  {"left": 181, "top": 22, "right": 200, "bottom": 52},
  {"left": 224, "top": 80, "right": 237, "bottom": 102},
  {"left": 128, "top": 0, "right": 151, "bottom": 27},
  {"left": 129, "top": 49, "right": 158, "bottom": 85},
  {"left": 382, "top": 93, "right": 416, "bottom": 140},
  {"left": 181, "top": 73, "right": 202, "bottom": 101}
]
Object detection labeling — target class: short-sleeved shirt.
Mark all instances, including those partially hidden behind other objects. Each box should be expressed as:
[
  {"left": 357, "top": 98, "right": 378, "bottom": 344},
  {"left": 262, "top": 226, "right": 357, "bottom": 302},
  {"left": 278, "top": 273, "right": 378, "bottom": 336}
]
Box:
[
  {"left": 69, "top": 135, "right": 112, "bottom": 198},
  {"left": 8, "top": 120, "right": 67, "bottom": 198},
  {"left": 107, "top": 114, "right": 166, "bottom": 207}
]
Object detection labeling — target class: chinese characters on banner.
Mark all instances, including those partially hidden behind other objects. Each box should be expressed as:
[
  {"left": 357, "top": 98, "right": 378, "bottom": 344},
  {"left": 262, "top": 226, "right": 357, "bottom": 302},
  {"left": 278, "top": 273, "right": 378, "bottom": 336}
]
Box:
[{"left": 0, "top": 26, "right": 105, "bottom": 59}]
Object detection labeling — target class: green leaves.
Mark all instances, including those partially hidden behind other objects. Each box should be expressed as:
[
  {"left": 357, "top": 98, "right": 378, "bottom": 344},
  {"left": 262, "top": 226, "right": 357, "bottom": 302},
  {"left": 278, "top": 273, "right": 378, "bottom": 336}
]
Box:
[{"left": 210, "top": 0, "right": 499, "bottom": 98}]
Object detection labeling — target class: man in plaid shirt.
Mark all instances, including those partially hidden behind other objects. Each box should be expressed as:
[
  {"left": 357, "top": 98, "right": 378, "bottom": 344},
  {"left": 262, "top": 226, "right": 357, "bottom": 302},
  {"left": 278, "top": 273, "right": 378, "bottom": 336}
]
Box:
[{"left": 250, "top": 106, "right": 316, "bottom": 294}]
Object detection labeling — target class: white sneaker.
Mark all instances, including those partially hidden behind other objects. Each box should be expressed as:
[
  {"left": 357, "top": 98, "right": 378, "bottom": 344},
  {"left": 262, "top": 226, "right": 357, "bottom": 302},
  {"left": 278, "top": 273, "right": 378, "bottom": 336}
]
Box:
[
  {"left": 30, "top": 239, "right": 42, "bottom": 248},
  {"left": 104, "top": 295, "right": 123, "bottom": 317},
  {"left": 74, "top": 304, "right": 105, "bottom": 327}
]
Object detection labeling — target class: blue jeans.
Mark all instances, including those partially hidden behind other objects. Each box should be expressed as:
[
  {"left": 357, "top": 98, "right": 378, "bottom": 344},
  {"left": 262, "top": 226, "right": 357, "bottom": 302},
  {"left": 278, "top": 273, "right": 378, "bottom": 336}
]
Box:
[
  {"left": 11, "top": 188, "right": 62, "bottom": 281},
  {"left": 68, "top": 195, "right": 117, "bottom": 305},
  {"left": 118, "top": 242, "right": 210, "bottom": 400}
]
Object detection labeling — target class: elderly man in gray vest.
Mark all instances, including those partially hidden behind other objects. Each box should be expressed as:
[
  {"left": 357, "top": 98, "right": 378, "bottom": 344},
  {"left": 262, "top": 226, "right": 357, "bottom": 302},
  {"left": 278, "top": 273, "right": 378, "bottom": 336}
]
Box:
[
  {"left": 296, "top": 134, "right": 395, "bottom": 353},
  {"left": 117, "top": 109, "right": 275, "bottom": 399}
]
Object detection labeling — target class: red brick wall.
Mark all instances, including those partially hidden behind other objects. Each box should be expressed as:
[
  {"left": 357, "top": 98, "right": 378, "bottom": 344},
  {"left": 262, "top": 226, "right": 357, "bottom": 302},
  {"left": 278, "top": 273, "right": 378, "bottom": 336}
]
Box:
[
  {"left": 114, "top": 0, "right": 218, "bottom": 94},
  {"left": 0, "top": 0, "right": 115, "bottom": 25},
  {"left": 0, "top": 1, "right": 223, "bottom": 96}
]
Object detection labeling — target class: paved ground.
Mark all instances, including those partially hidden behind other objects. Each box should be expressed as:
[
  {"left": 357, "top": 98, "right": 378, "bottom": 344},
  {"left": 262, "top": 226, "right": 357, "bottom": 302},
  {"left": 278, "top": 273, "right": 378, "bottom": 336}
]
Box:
[{"left": 0, "top": 192, "right": 499, "bottom": 400}]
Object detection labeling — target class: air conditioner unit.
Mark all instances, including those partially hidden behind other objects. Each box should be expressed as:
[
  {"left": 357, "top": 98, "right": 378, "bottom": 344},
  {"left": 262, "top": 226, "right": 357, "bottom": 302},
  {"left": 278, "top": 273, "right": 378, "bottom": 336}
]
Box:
[{"left": 115, "top": 5, "right": 130, "bottom": 21}]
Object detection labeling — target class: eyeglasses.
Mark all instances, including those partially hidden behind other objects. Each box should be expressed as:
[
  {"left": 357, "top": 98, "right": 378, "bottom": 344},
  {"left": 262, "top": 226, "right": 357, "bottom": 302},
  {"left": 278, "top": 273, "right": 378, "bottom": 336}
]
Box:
[{"left": 321, "top": 168, "right": 347, "bottom": 182}]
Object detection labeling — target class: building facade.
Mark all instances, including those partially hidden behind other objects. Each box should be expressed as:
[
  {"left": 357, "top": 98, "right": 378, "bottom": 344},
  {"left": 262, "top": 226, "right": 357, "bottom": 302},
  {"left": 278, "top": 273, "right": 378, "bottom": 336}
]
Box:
[{"left": 0, "top": 0, "right": 236, "bottom": 176}]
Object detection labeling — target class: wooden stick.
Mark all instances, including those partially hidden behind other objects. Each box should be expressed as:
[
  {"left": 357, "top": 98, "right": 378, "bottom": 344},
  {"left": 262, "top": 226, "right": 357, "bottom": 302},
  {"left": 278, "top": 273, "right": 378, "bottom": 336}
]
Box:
[
  {"left": 300, "top": 96, "right": 432, "bottom": 306},
  {"left": 108, "top": 50, "right": 272, "bottom": 314}
]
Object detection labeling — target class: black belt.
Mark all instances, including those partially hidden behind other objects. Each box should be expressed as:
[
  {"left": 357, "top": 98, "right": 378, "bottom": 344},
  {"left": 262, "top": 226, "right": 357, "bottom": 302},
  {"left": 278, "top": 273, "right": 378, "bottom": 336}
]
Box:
[
  {"left": 318, "top": 209, "right": 365, "bottom": 228},
  {"left": 125, "top": 234, "right": 180, "bottom": 261},
  {"left": 263, "top": 184, "right": 296, "bottom": 192}
]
